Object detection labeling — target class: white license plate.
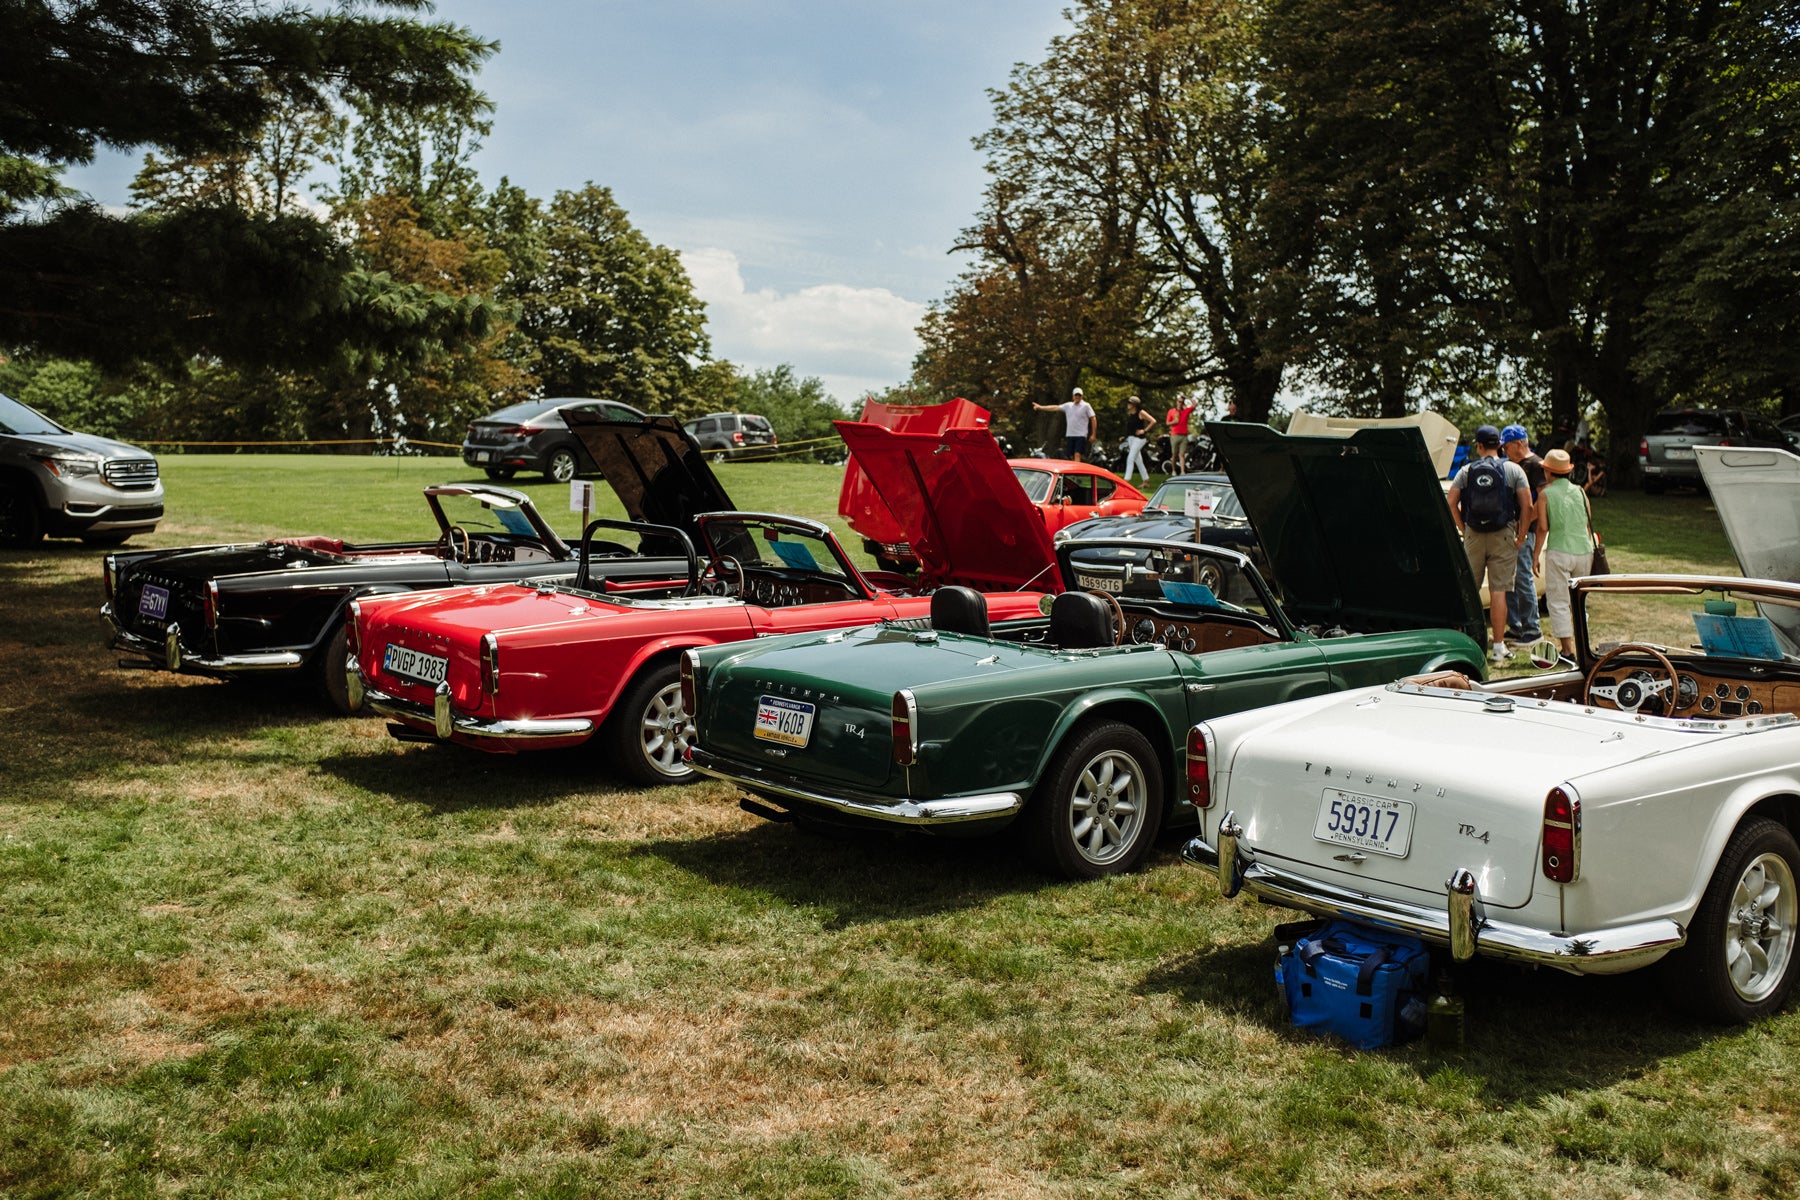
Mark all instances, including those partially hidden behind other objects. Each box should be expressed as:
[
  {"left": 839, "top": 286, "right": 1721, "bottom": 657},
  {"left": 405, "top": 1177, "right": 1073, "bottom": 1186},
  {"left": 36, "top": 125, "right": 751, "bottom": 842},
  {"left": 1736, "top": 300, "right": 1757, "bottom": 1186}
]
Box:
[
  {"left": 472, "top": 449, "right": 492, "bottom": 463},
  {"left": 1313, "top": 789, "right": 1415, "bottom": 858},
  {"left": 754, "top": 695, "right": 815, "bottom": 747},
  {"left": 1075, "top": 572, "right": 1123, "bottom": 594},
  {"left": 383, "top": 642, "right": 449, "bottom": 687},
  {"left": 1664, "top": 447, "right": 1695, "bottom": 460},
  {"left": 137, "top": 583, "right": 169, "bottom": 620}
]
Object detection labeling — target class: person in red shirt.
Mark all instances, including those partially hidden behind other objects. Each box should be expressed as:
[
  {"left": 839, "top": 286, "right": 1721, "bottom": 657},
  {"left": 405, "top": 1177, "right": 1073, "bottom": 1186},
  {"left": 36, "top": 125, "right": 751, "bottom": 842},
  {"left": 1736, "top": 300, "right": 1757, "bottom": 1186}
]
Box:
[{"left": 1165, "top": 396, "right": 1196, "bottom": 473}]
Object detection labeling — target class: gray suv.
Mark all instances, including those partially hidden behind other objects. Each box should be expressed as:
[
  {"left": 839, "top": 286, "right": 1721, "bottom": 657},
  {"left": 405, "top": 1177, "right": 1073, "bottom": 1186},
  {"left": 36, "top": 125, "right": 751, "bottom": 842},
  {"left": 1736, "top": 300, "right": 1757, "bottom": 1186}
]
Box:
[
  {"left": 1639, "top": 407, "right": 1791, "bottom": 494},
  {"left": 0, "top": 392, "right": 163, "bottom": 547},
  {"left": 462, "top": 397, "right": 649, "bottom": 483},
  {"left": 682, "top": 412, "right": 777, "bottom": 461}
]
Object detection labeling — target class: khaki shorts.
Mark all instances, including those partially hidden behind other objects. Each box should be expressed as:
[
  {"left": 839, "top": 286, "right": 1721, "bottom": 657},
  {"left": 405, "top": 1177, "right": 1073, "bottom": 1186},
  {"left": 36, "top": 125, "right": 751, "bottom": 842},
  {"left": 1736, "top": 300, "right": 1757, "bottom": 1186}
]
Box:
[{"left": 1464, "top": 526, "right": 1517, "bottom": 592}]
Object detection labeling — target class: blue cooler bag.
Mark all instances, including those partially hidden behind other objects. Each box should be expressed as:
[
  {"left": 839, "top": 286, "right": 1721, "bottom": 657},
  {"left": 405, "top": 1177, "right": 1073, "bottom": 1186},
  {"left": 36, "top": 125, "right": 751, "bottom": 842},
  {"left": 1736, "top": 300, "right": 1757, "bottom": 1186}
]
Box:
[{"left": 1275, "top": 920, "right": 1430, "bottom": 1049}]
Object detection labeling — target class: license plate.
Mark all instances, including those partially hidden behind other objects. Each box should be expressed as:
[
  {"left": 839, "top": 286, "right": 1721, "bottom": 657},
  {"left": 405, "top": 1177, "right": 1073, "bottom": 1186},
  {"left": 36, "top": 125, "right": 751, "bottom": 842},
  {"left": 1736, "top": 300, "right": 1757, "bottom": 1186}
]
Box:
[
  {"left": 472, "top": 449, "right": 492, "bottom": 463},
  {"left": 754, "top": 695, "right": 815, "bottom": 747},
  {"left": 1664, "top": 447, "right": 1695, "bottom": 460},
  {"left": 137, "top": 583, "right": 169, "bottom": 621},
  {"left": 1313, "top": 789, "right": 1415, "bottom": 858},
  {"left": 1075, "top": 572, "right": 1123, "bottom": 594},
  {"left": 383, "top": 642, "right": 449, "bottom": 687}
]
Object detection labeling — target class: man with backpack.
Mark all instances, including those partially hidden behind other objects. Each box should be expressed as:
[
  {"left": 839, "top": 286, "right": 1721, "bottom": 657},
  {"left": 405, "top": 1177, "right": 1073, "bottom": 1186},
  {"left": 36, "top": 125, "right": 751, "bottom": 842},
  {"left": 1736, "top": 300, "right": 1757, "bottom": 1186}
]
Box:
[{"left": 1447, "top": 425, "right": 1534, "bottom": 665}]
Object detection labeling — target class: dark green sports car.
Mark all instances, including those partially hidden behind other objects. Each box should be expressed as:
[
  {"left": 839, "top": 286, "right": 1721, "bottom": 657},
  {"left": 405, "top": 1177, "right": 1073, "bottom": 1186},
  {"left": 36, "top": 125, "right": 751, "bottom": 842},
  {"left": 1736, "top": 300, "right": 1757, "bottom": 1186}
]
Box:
[{"left": 684, "top": 422, "right": 1488, "bottom": 878}]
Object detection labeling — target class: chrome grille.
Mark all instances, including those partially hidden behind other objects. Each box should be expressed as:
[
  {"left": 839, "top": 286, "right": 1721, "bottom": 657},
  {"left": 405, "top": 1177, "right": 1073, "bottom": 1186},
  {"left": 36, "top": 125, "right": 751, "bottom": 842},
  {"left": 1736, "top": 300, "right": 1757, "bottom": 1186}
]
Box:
[{"left": 104, "top": 458, "right": 160, "bottom": 487}]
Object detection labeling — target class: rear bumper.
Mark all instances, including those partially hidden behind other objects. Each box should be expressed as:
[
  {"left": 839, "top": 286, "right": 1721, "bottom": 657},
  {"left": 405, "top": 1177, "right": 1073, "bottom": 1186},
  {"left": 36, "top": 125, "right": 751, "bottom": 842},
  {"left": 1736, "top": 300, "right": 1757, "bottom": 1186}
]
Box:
[
  {"left": 1182, "top": 829, "right": 1685, "bottom": 976},
  {"left": 104, "top": 605, "right": 303, "bottom": 674},
  {"left": 687, "top": 745, "right": 1023, "bottom": 826},
  {"left": 355, "top": 667, "right": 594, "bottom": 747}
]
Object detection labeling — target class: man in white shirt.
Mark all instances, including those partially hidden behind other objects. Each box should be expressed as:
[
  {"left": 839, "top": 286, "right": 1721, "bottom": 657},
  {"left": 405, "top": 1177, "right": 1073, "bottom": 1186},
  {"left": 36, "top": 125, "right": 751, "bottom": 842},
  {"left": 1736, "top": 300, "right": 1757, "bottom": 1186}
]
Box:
[{"left": 1033, "top": 387, "right": 1098, "bottom": 462}]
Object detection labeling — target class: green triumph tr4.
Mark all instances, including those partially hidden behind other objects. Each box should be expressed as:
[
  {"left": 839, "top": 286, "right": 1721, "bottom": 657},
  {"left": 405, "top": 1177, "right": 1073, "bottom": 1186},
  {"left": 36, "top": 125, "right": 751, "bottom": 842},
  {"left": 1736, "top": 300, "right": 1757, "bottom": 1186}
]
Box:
[{"left": 683, "top": 421, "right": 1488, "bottom": 878}]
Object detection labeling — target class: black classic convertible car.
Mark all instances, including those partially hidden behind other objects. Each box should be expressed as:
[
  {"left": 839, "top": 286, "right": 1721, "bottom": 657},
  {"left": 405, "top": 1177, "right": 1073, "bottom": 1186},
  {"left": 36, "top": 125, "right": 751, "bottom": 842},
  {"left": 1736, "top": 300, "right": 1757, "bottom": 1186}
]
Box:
[{"left": 102, "top": 416, "right": 735, "bottom": 710}]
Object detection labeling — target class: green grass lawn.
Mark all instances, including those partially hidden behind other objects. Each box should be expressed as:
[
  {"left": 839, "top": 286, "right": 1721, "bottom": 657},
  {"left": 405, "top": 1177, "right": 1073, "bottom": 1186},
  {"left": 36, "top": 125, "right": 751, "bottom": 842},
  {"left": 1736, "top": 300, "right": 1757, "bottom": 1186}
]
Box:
[{"left": 2, "top": 458, "right": 1796, "bottom": 1199}]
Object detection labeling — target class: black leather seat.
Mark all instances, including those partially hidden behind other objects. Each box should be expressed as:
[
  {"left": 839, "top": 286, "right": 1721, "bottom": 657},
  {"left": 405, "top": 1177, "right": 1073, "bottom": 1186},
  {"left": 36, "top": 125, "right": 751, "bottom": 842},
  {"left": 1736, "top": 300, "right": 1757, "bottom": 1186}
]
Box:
[
  {"left": 930, "top": 585, "right": 990, "bottom": 637},
  {"left": 1050, "top": 591, "right": 1114, "bottom": 649}
]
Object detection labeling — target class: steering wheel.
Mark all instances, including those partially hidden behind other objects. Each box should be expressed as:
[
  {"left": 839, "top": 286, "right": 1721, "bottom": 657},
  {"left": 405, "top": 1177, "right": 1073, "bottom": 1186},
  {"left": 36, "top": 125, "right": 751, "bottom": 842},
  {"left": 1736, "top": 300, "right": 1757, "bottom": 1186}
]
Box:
[
  {"left": 1087, "top": 589, "right": 1126, "bottom": 647},
  {"left": 1586, "top": 642, "right": 1678, "bottom": 713},
  {"left": 437, "top": 525, "right": 471, "bottom": 563},
  {"left": 699, "top": 556, "right": 745, "bottom": 598}
]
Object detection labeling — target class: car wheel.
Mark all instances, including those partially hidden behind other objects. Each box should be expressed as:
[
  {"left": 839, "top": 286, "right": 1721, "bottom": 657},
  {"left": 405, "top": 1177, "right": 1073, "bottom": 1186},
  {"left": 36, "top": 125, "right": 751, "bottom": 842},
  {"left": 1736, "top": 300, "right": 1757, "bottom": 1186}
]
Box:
[
  {"left": 545, "top": 447, "right": 579, "bottom": 484},
  {"left": 314, "top": 622, "right": 358, "bottom": 715},
  {"left": 1194, "top": 559, "right": 1225, "bottom": 594},
  {"left": 1023, "top": 720, "right": 1164, "bottom": 879},
  {"left": 0, "top": 480, "right": 44, "bottom": 548},
  {"left": 608, "top": 660, "right": 696, "bottom": 786},
  {"left": 484, "top": 467, "right": 516, "bottom": 481},
  {"left": 80, "top": 531, "right": 133, "bottom": 547},
  {"left": 710, "top": 450, "right": 729, "bottom": 465},
  {"left": 1660, "top": 817, "right": 1799, "bottom": 1023}
]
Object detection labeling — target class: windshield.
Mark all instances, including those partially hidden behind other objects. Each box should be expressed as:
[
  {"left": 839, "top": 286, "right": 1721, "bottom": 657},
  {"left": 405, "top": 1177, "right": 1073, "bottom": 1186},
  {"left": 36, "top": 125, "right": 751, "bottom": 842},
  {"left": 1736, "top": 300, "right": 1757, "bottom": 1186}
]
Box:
[
  {"left": 1583, "top": 585, "right": 1800, "bottom": 662},
  {"left": 435, "top": 492, "right": 541, "bottom": 539},
  {"left": 1013, "top": 467, "right": 1053, "bottom": 503},
  {"left": 1146, "top": 479, "right": 1245, "bottom": 520},
  {"left": 700, "top": 518, "right": 851, "bottom": 580},
  {"left": 1066, "top": 542, "right": 1273, "bottom": 619},
  {"left": 1647, "top": 411, "right": 1728, "bottom": 437},
  {"left": 0, "top": 393, "right": 68, "bottom": 436}
]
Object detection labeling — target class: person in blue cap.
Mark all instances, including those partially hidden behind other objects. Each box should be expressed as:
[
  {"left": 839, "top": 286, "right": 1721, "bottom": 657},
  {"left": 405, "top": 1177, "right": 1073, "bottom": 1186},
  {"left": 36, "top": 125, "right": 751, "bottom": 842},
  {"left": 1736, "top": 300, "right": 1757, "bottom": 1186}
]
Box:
[
  {"left": 1448, "top": 424, "right": 1534, "bottom": 664},
  {"left": 1500, "top": 424, "right": 1548, "bottom": 644}
]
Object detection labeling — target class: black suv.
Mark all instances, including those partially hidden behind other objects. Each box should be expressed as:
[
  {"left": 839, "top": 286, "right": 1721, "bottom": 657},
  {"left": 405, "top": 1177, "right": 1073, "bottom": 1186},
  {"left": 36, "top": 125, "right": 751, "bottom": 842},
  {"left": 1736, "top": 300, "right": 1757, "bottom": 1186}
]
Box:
[
  {"left": 1638, "top": 408, "right": 1791, "bottom": 494},
  {"left": 462, "top": 397, "right": 649, "bottom": 483},
  {"left": 681, "top": 412, "right": 777, "bottom": 461}
]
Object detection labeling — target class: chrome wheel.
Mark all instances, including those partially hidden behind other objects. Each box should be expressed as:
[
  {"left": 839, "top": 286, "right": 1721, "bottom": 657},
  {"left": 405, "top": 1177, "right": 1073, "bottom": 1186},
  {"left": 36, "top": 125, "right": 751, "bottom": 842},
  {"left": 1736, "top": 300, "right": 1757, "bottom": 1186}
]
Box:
[
  {"left": 1725, "top": 851, "right": 1796, "bottom": 1004},
  {"left": 1195, "top": 560, "right": 1225, "bottom": 594},
  {"left": 639, "top": 680, "right": 694, "bottom": 780},
  {"left": 546, "top": 447, "right": 578, "bottom": 483},
  {"left": 1067, "top": 747, "right": 1149, "bottom": 868}
]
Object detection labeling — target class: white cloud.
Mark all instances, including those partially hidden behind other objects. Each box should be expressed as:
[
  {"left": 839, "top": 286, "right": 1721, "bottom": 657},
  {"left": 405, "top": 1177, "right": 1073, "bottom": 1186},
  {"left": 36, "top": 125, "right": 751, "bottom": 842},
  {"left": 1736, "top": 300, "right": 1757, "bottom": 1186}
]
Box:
[{"left": 681, "top": 247, "right": 926, "bottom": 405}]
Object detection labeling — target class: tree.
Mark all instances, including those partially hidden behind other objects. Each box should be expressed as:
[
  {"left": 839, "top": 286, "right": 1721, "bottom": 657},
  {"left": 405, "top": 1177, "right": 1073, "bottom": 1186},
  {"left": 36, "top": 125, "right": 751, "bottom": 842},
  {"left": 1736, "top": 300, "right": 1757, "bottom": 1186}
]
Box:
[
  {"left": 510, "top": 184, "right": 710, "bottom": 411},
  {"left": 0, "top": 0, "right": 496, "bottom": 369},
  {"left": 729, "top": 365, "right": 847, "bottom": 461}
]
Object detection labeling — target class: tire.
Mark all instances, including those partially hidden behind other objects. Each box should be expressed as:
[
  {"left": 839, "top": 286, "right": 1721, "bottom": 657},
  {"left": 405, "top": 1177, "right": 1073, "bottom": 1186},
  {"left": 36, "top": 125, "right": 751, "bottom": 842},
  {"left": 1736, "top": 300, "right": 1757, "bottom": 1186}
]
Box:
[
  {"left": 0, "top": 481, "right": 44, "bottom": 548},
  {"left": 607, "top": 660, "right": 697, "bottom": 786},
  {"left": 484, "top": 467, "right": 516, "bottom": 481},
  {"left": 1660, "top": 817, "right": 1799, "bottom": 1023},
  {"left": 80, "top": 531, "right": 133, "bottom": 547},
  {"left": 314, "top": 622, "right": 358, "bottom": 715},
  {"left": 1194, "top": 560, "right": 1225, "bottom": 594},
  {"left": 1022, "top": 720, "right": 1164, "bottom": 879},
  {"left": 710, "top": 450, "right": 729, "bottom": 465},
  {"left": 544, "top": 447, "right": 578, "bottom": 484}
]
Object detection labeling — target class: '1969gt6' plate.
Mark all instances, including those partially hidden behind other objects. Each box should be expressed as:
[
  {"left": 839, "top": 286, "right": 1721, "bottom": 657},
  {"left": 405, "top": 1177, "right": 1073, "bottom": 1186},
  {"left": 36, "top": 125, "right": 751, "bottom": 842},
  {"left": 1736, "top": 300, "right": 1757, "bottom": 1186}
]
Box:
[
  {"left": 754, "top": 695, "right": 815, "bottom": 747},
  {"left": 1313, "top": 789, "right": 1414, "bottom": 858}
]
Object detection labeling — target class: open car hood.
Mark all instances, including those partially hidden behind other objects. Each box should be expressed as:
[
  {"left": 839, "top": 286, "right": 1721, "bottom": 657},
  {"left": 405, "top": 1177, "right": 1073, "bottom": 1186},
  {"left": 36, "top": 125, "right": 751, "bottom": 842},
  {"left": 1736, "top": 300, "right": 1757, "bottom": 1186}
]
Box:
[
  {"left": 838, "top": 397, "right": 991, "bottom": 546},
  {"left": 565, "top": 413, "right": 735, "bottom": 534},
  {"left": 1207, "top": 421, "right": 1484, "bottom": 641},
  {"left": 1696, "top": 445, "right": 1800, "bottom": 583},
  {"left": 833, "top": 421, "right": 1060, "bottom": 592}
]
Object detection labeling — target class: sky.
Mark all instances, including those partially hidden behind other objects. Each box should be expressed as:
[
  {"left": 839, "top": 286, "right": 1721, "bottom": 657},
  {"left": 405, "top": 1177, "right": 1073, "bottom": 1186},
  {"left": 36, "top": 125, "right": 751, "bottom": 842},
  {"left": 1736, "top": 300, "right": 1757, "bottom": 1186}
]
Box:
[{"left": 75, "top": 0, "right": 1070, "bottom": 408}]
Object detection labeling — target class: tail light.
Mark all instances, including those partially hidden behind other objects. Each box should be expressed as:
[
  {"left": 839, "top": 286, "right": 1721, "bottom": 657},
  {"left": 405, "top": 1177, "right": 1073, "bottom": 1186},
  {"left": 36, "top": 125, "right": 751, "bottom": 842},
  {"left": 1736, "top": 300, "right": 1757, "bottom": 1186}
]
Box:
[
  {"left": 1186, "top": 726, "right": 1212, "bottom": 808},
  {"left": 1718, "top": 439, "right": 1734, "bottom": 447},
  {"left": 480, "top": 633, "right": 500, "bottom": 696},
  {"left": 891, "top": 690, "right": 919, "bottom": 766},
  {"left": 345, "top": 601, "right": 362, "bottom": 658},
  {"left": 679, "top": 649, "right": 700, "bottom": 719},
  {"left": 1639, "top": 438, "right": 1649, "bottom": 459},
  {"left": 732, "top": 431, "right": 745, "bottom": 445},
  {"left": 1541, "top": 785, "right": 1581, "bottom": 882},
  {"left": 203, "top": 580, "right": 218, "bottom": 630}
]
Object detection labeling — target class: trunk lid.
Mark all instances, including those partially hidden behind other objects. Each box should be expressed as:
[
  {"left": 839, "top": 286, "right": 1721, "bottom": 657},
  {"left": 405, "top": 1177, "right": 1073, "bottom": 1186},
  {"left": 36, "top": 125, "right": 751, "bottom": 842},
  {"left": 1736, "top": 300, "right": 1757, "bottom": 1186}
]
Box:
[{"left": 564, "top": 412, "right": 735, "bottom": 535}]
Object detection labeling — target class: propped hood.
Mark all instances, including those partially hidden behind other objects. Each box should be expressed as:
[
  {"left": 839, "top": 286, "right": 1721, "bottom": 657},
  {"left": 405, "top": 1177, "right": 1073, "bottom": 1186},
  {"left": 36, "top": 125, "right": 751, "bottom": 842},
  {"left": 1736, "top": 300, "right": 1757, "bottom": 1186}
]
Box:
[
  {"left": 1696, "top": 445, "right": 1800, "bottom": 583},
  {"left": 1207, "top": 421, "right": 1484, "bottom": 640},
  {"left": 833, "top": 421, "right": 1061, "bottom": 592},
  {"left": 839, "top": 398, "right": 991, "bottom": 546},
  {"left": 564, "top": 413, "right": 734, "bottom": 534}
]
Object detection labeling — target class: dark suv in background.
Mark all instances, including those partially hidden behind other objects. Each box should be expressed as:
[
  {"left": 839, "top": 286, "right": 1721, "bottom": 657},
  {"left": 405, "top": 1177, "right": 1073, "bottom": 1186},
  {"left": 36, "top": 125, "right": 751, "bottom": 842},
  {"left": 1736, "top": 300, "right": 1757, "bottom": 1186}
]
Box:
[
  {"left": 1638, "top": 407, "right": 1791, "bottom": 494},
  {"left": 461, "top": 397, "right": 649, "bottom": 483},
  {"left": 682, "top": 412, "right": 777, "bottom": 461},
  {"left": 0, "top": 392, "right": 163, "bottom": 547}
]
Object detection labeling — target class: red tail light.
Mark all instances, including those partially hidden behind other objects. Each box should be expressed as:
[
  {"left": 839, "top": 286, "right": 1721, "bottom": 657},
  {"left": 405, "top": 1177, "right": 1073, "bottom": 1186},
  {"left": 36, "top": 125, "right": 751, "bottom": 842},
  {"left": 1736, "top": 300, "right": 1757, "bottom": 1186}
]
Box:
[
  {"left": 1541, "top": 786, "right": 1581, "bottom": 882},
  {"left": 891, "top": 690, "right": 918, "bottom": 766},
  {"left": 732, "top": 431, "right": 745, "bottom": 444},
  {"left": 1718, "top": 439, "right": 1734, "bottom": 447},
  {"left": 1186, "top": 726, "right": 1212, "bottom": 808},
  {"left": 480, "top": 633, "right": 500, "bottom": 696},
  {"left": 679, "top": 649, "right": 699, "bottom": 722},
  {"left": 1639, "top": 438, "right": 1649, "bottom": 458},
  {"left": 203, "top": 581, "right": 219, "bottom": 630}
]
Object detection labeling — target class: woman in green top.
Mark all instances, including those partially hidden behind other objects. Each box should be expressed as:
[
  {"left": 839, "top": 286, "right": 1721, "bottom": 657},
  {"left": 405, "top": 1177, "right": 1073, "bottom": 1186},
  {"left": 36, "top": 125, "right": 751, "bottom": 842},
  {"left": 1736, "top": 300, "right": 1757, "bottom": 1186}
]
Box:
[{"left": 1536, "top": 448, "right": 1596, "bottom": 659}]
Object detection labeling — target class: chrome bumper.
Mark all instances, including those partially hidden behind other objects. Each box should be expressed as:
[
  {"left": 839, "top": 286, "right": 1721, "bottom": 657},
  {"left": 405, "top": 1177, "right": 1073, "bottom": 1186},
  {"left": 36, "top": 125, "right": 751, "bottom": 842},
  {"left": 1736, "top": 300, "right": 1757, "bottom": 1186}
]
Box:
[
  {"left": 357, "top": 670, "right": 594, "bottom": 744},
  {"left": 104, "top": 606, "right": 304, "bottom": 674},
  {"left": 1182, "top": 820, "right": 1686, "bottom": 975},
  {"left": 686, "top": 746, "right": 1024, "bottom": 826}
]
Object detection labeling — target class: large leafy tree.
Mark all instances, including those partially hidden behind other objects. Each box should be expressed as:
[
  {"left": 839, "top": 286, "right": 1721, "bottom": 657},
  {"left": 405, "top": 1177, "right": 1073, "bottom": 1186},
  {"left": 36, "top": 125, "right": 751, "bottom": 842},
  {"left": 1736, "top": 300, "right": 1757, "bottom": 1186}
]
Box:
[
  {"left": 0, "top": 0, "right": 496, "bottom": 370},
  {"left": 510, "top": 184, "right": 710, "bottom": 411}
]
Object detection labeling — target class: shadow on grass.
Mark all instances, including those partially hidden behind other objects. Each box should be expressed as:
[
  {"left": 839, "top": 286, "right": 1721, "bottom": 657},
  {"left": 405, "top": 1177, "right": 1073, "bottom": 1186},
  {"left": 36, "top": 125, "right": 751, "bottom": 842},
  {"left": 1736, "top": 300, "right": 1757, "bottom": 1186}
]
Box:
[
  {"left": 318, "top": 741, "right": 614, "bottom": 812},
  {"left": 645, "top": 819, "right": 1049, "bottom": 925},
  {"left": 1142, "top": 930, "right": 1714, "bottom": 1100}
]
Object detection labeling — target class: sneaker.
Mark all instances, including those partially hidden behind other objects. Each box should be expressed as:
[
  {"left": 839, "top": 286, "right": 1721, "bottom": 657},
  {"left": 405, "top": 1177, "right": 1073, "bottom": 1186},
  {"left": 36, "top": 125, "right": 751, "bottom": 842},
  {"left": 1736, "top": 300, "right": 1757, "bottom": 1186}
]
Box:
[{"left": 1489, "top": 642, "right": 1511, "bottom": 664}]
